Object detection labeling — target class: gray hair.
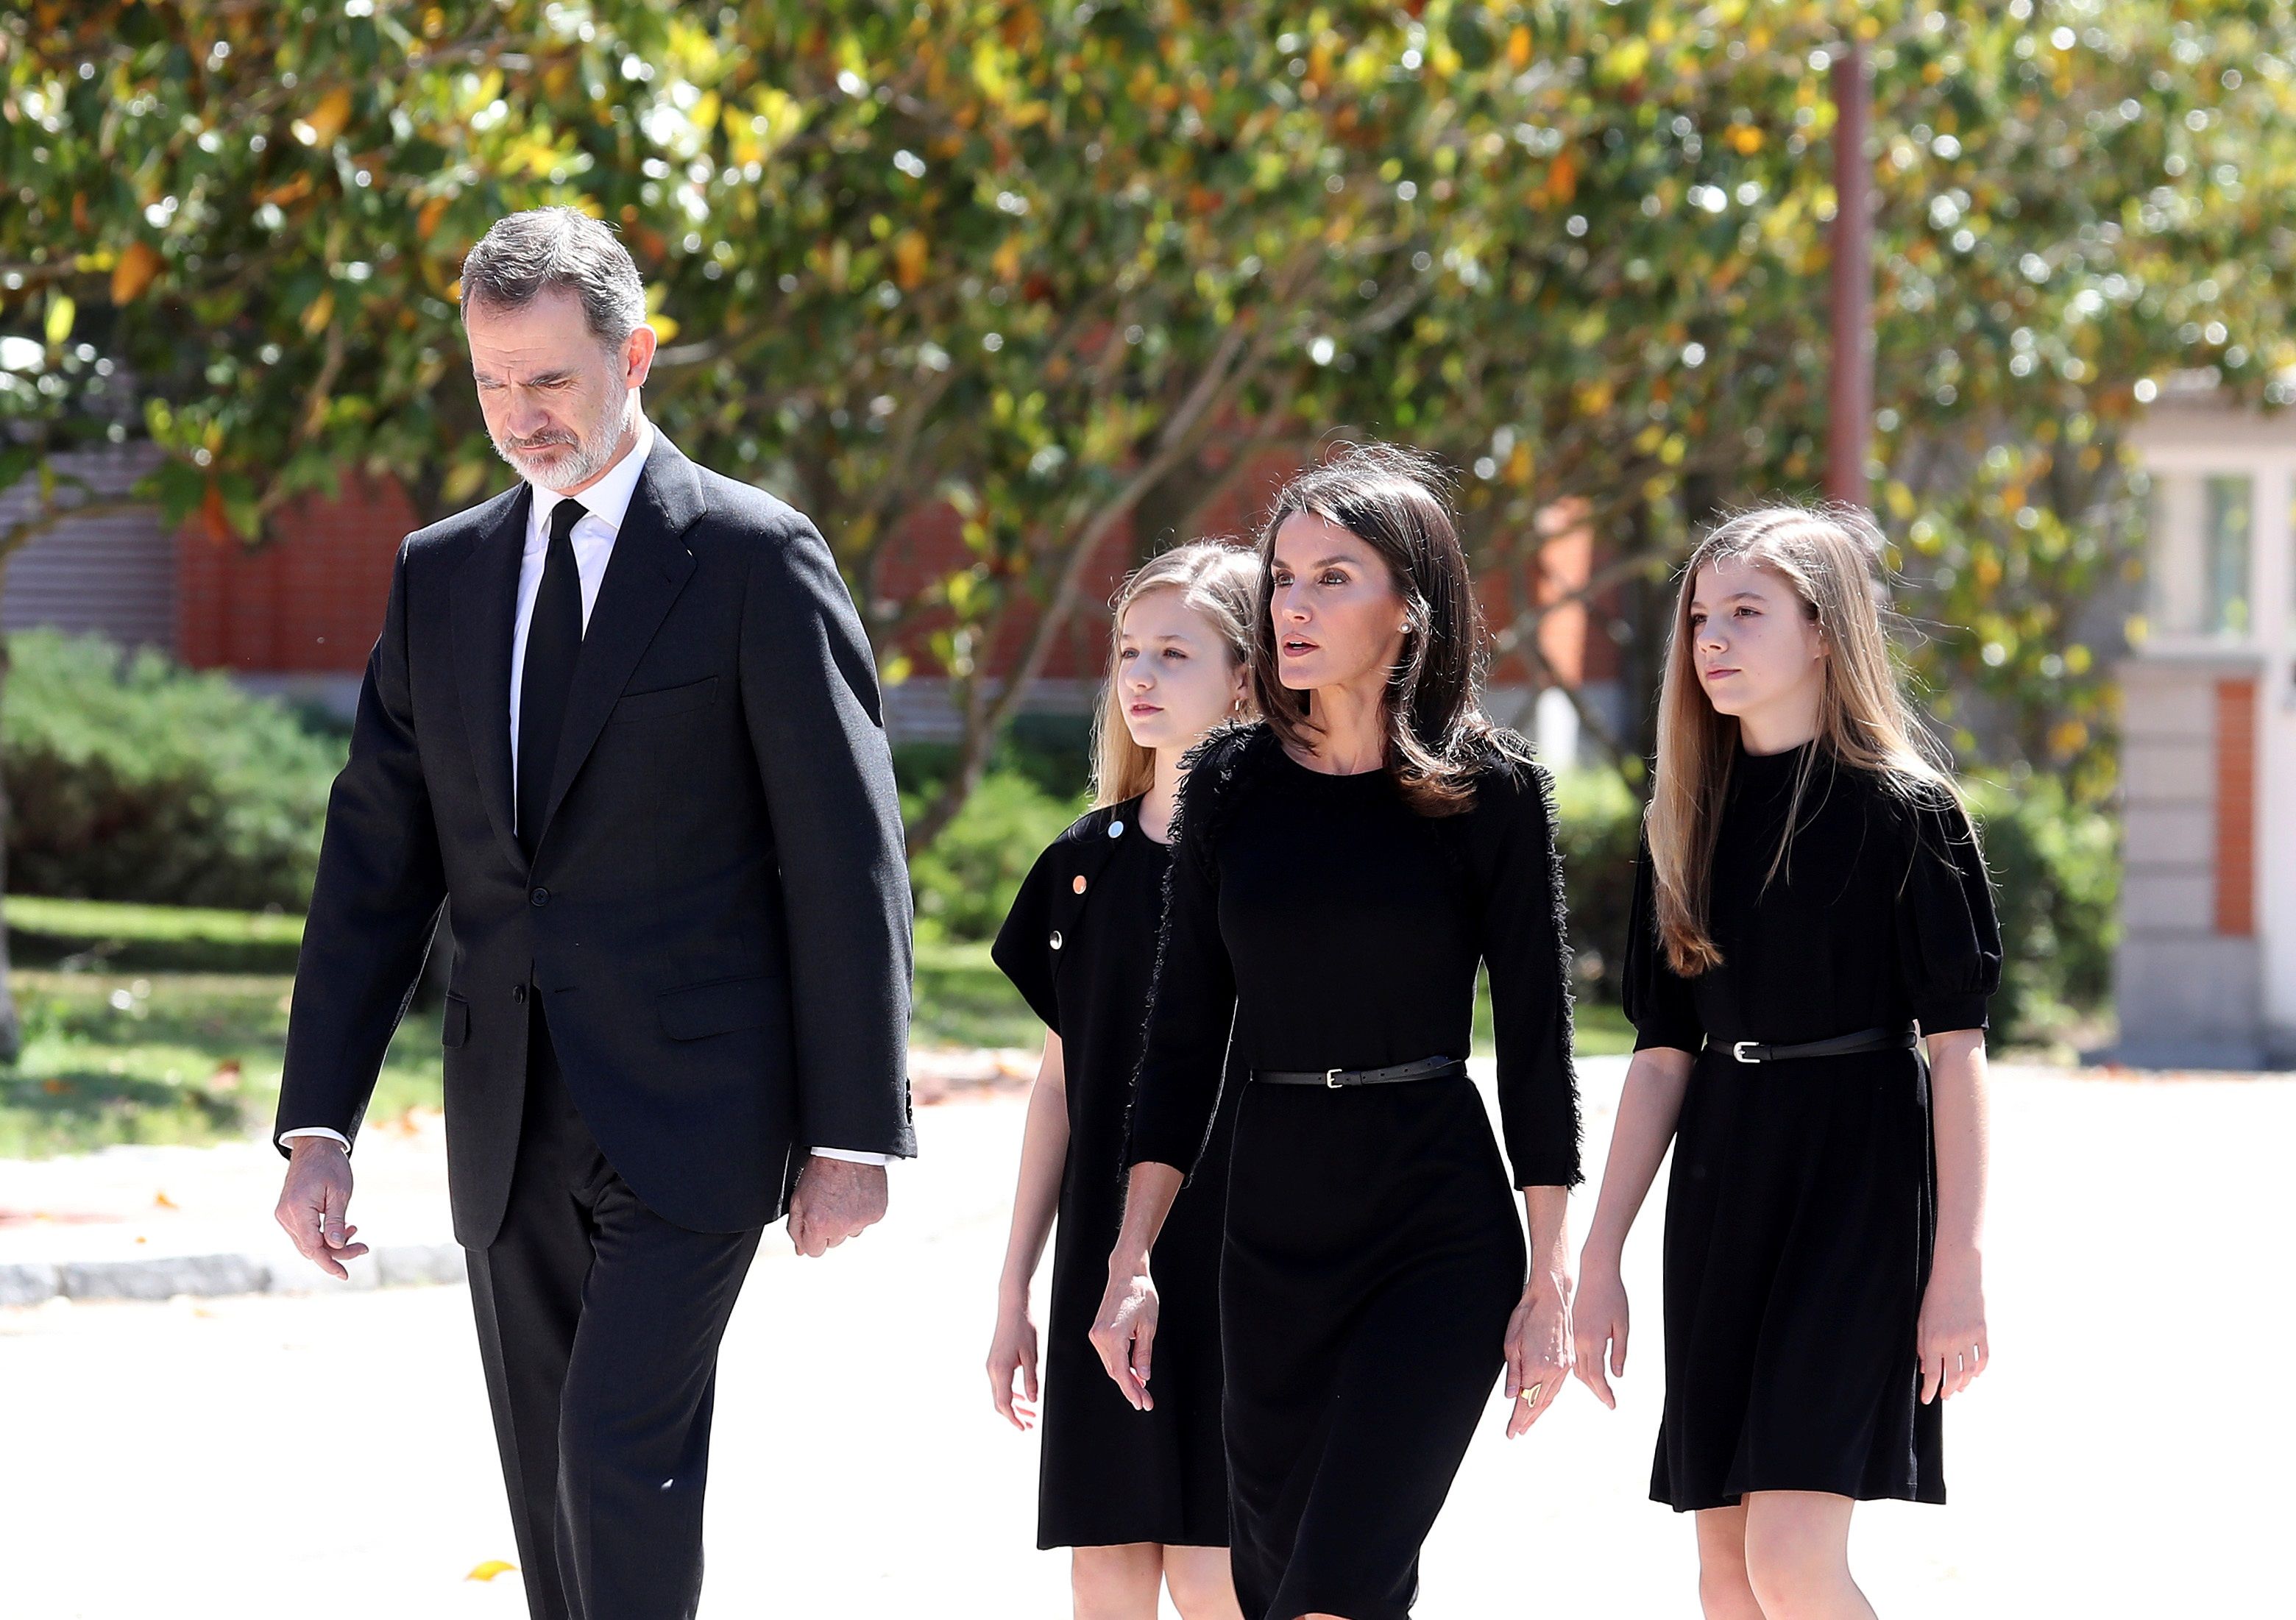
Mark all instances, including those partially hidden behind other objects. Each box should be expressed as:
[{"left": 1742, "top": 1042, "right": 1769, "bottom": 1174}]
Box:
[{"left": 458, "top": 207, "right": 648, "bottom": 347}]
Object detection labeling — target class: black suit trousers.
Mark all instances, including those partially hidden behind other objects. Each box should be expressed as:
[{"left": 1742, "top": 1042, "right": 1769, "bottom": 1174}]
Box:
[{"left": 466, "top": 1000, "right": 762, "bottom": 1620}]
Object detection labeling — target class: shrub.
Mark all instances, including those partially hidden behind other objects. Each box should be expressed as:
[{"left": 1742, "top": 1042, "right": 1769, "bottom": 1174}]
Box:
[
  {"left": 1964, "top": 774, "right": 2119, "bottom": 1045},
  {"left": 3, "top": 629, "right": 346, "bottom": 911},
  {"left": 1553, "top": 767, "right": 1641, "bottom": 1005},
  {"left": 903, "top": 767, "right": 1084, "bottom": 944}
]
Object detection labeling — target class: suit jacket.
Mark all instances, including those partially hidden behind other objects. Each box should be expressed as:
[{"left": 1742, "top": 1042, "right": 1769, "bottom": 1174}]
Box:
[{"left": 276, "top": 433, "right": 915, "bottom": 1246}]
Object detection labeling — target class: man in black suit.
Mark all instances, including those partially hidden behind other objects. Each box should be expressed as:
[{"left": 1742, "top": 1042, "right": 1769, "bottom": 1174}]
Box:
[{"left": 272, "top": 207, "right": 914, "bottom": 1620}]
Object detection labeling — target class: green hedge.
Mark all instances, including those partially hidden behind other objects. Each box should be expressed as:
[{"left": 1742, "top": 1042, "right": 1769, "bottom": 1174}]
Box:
[
  {"left": 1965, "top": 775, "right": 2118, "bottom": 1045},
  {"left": 4, "top": 629, "right": 346, "bottom": 911}
]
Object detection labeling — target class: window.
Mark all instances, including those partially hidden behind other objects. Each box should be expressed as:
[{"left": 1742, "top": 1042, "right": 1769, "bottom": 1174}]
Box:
[{"left": 2202, "top": 474, "right": 2252, "bottom": 636}]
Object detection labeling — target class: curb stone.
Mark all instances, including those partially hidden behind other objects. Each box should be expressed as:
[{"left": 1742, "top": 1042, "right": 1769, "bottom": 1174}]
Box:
[{"left": 0, "top": 1243, "right": 465, "bottom": 1307}]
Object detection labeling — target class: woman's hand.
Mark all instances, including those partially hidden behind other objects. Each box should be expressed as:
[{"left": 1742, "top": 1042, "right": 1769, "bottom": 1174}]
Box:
[
  {"left": 1917, "top": 1245, "right": 1988, "bottom": 1403},
  {"left": 1089, "top": 1253, "right": 1161, "bottom": 1412},
  {"left": 1570, "top": 1250, "right": 1629, "bottom": 1410},
  {"left": 1502, "top": 1268, "right": 1573, "bottom": 1438},
  {"left": 986, "top": 1296, "right": 1041, "bottom": 1430}
]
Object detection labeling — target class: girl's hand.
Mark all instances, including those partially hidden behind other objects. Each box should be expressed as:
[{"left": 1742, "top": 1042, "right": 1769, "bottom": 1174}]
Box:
[
  {"left": 1571, "top": 1252, "right": 1629, "bottom": 1410},
  {"left": 1917, "top": 1246, "right": 1988, "bottom": 1403},
  {"left": 986, "top": 1297, "right": 1041, "bottom": 1430},
  {"left": 1502, "top": 1270, "right": 1573, "bottom": 1438},
  {"left": 1089, "top": 1256, "right": 1161, "bottom": 1411}
]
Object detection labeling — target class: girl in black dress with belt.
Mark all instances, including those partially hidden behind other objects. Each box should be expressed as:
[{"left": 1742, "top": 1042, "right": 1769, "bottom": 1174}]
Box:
[
  {"left": 1572, "top": 506, "right": 2002, "bottom": 1620},
  {"left": 988, "top": 541, "right": 1261, "bottom": 1620},
  {"left": 1092, "top": 446, "right": 1581, "bottom": 1620}
]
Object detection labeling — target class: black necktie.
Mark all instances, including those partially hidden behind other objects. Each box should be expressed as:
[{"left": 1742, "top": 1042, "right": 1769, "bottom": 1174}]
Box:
[{"left": 517, "top": 497, "right": 587, "bottom": 858}]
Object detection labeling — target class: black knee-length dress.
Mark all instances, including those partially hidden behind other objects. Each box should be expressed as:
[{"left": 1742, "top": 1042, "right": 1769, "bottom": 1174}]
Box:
[
  {"left": 1126, "top": 725, "right": 1581, "bottom": 1620},
  {"left": 994, "top": 797, "right": 1236, "bottom": 1550},
  {"left": 1623, "top": 739, "right": 2002, "bottom": 1512}
]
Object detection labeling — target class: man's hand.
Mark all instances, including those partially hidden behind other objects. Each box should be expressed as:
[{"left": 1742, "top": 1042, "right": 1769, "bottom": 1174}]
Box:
[
  {"left": 786, "top": 1155, "right": 887, "bottom": 1257},
  {"left": 274, "top": 1137, "right": 368, "bottom": 1279}
]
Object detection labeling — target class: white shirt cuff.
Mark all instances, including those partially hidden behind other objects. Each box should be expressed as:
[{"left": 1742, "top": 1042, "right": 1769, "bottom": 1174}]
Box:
[
  {"left": 809, "top": 1147, "right": 891, "bottom": 1165},
  {"left": 279, "top": 1126, "right": 352, "bottom": 1151}
]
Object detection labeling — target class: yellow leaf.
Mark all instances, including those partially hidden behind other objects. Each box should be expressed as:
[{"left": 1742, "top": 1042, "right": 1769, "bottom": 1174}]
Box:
[
  {"left": 305, "top": 87, "right": 352, "bottom": 146},
  {"left": 112, "top": 241, "right": 163, "bottom": 303},
  {"left": 417, "top": 197, "right": 449, "bottom": 241},
  {"left": 464, "top": 1560, "right": 518, "bottom": 1583},
  {"left": 893, "top": 230, "right": 929, "bottom": 291},
  {"left": 300, "top": 288, "right": 334, "bottom": 336},
  {"left": 442, "top": 461, "right": 489, "bottom": 505},
  {"left": 692, "top": 91, "right": 720, "bottom": 132},
  {"left": 1545, "top": 151, "right": 1577, "bottom": 206},
  {"left": 1506, "top": 26, "right": 1531, "bottom": 71},
  {"left": 1727, "top": 126, "right": 1763, "bottom": 155},
  {"left": 645, "top": 313, "right": 680, "bottom": 342},
  {"left": 44, "top": 294, "right": 75, "bottom": 346}
]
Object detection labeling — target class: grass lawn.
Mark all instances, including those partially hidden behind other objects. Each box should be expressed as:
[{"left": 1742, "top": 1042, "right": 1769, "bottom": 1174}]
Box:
[{"left": 1, "top": 898, "right": 1634, "bottom": 1157}]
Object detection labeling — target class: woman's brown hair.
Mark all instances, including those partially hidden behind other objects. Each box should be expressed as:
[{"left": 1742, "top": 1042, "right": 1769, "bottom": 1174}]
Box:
[
  {"left": 1647, "top": 503, "right": 1969, "bottom": 976},
  {"left": 1248, "top": 442, "right": 1518, "bottom": 814},
  {"left": 1088, "top": 541, "right": 1261, "bottom": 807}
]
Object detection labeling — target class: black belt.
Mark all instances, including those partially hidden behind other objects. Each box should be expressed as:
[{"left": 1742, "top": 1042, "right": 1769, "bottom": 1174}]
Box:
[
  {"left": 1256, "top": 1056, "right": 1467, "bottom": 1090},
  {"left": 1715, "top": 1026, "right": 1916, "bottom": 1064}
]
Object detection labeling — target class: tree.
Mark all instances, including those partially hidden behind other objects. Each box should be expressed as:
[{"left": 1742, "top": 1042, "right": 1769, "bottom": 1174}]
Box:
[{"left": 2, "top": 4, "right": 2292, "bottom": 945}]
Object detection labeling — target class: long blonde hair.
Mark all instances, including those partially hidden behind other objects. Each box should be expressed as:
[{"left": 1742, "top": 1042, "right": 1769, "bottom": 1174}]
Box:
[
  {"left": 1648, "top": 504, "right": 1964, "bottom": 976},
  {"left": 1088, "top": 541, "right": 1261, "bottom": 806}
]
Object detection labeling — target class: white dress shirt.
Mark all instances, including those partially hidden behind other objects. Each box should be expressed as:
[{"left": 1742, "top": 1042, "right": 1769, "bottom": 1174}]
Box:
[{"left": 284, "top": 416, "right": 887, "bottom": 1167}]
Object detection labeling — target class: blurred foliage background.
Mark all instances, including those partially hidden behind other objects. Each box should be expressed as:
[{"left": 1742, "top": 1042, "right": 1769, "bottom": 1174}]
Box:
[{"left": 1, "top": 0, "right": 2288, "bottom": 1089}]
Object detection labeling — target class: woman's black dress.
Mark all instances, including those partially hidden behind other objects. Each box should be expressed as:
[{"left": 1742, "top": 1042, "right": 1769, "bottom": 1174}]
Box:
[
  {"left": 993, "top": 797, "right": 1236, "bottom": 1551},
  {"left": 1622, "top": 739, "right": 2002, "bottom": 1512},
  {"left": 1127, "top": 725, "right": 1580, "bottom": 1620}
]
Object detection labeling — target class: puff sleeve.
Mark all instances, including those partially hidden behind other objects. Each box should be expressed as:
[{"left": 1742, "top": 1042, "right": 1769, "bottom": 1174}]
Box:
[
  {"left": 1622, "top": 828, "right": 1707, "bottom": 1056},
  {"left": 1891, "top": 787, "right": 2004, "bottom": 1036},
  {"left": 990, "top": 840, "right": 1063, "bottom": 1035},
  {"left": 1470, "top": 757, "right": 1583, "bottom": 1189}
]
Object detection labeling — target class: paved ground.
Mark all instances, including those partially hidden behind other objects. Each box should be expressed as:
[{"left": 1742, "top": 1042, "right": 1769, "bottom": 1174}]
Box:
[{"left": 2, "top": 1059, "right": 2289, "bottom": 1619}]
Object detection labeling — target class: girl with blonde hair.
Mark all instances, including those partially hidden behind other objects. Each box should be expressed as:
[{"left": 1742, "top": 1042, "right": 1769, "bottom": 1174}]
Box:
[
  {"left": 987, "top": 540, "right": 1259, "bottom": 1620},
  {"left": 1573, "top": 505, "right": 2002, "bottom": 1619}
]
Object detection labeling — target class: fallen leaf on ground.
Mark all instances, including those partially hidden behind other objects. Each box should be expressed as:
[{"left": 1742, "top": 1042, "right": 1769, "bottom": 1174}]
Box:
[
  {"left": 465, "top": 1560, "right": 518, "bottom": 1583},
  {"left": 153, "top": 1191, "right": 179, "bottom": 1210}
]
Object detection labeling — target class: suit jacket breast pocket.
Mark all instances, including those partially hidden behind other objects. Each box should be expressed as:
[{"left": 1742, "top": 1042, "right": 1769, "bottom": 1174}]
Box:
[{"left": 609, "top": 675, "right": 720, "bottom": 725}]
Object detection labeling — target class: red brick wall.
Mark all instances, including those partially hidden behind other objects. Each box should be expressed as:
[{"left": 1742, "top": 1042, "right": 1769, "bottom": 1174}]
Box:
[
  {"left": 2214, "top": 677, "right": 2257, "bottom": 937},
  {"left": 177, "top": 474, "right": 417, "bottom": 673}
]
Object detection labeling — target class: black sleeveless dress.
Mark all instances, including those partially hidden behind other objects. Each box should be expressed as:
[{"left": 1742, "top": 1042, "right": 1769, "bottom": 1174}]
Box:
[
  {"left": 1127, "top": 725, "right": 1580, "bottom": 1620},
  {"left": 993, "top": 797, "right": 1235, "bottom": 1550},
  {"left": 1623, "top": 739, "right": 2002, "bottom": 1511}
]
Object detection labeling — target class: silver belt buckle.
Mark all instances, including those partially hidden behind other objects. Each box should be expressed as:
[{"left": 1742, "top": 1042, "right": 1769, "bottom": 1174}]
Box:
[
  {"left": 1732, "top": 1040, "right": 1760, "bottom": 1064},
  {"left": 1325, "top": 1067, "right": 1344, "bottom": 1089}
]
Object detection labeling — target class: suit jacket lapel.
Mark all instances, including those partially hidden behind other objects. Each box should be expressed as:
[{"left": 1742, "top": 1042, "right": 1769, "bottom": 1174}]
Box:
[
  {"left": 539, "top": 433, "right": 705, "bottom": 836},
  {"left": 449, "top": 484, "right": 532, "bottom": 872}
]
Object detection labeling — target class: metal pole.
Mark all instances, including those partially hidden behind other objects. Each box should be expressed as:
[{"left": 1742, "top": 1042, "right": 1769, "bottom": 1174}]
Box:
[{"left": 1827, "top": 41, "right": 1873, "bottom": 507}]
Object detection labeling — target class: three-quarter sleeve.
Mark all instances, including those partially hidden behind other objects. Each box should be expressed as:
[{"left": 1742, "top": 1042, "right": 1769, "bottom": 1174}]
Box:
[
  {"left": 1891, "top": 786, "right": 2003, "bottom": 1035},
  {"left": 1123, "top": 763, "right": 1240, "bottom": 1178},
  {"left": 1473, "top": 758, "right": 1583, "bottom": 1190},
  {"left": 1621, "top": 828, "right": 1706, "bottom": 1055},
  {"left": 990, "top": 839, "right": 1063, "bottom": 1034}
]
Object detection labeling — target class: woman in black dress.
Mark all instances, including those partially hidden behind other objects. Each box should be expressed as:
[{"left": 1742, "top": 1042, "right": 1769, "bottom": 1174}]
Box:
[
  {"left": 1092, "top": 446, "right": 1582, "bottom": 1620},
  {"left": 1572, "top": 506, "right": 2002, "bottom": 1620},
  {"left": 988, "top": 541, "right": 1260, "bottom": 1620}
]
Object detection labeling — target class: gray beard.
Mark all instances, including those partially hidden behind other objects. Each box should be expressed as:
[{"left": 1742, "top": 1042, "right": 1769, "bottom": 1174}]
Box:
[{"left": 496, "top": 391, "right": 634, "bottom": 493}]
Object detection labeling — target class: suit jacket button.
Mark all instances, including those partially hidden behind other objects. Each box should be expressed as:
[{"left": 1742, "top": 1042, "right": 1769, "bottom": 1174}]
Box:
[
  {"left": 1049, "top": 931, "right": 1063, "bottom": 951},
  {"left": 511, "top": 984, "right": 528, "bottom": 1003},
  {"left": 530, "top": 887, "right": 550, "bottom": 907}
]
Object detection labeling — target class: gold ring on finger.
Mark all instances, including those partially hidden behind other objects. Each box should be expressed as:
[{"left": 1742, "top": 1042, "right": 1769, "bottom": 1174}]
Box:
[{"left": 1517, "top": 1382, "right": 1541, "bottom": 1403}]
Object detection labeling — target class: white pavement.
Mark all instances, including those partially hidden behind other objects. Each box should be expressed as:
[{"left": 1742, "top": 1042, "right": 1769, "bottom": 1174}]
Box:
[{"left": 1, "top": 1059, "right": 2289, "bottom": 1619}]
